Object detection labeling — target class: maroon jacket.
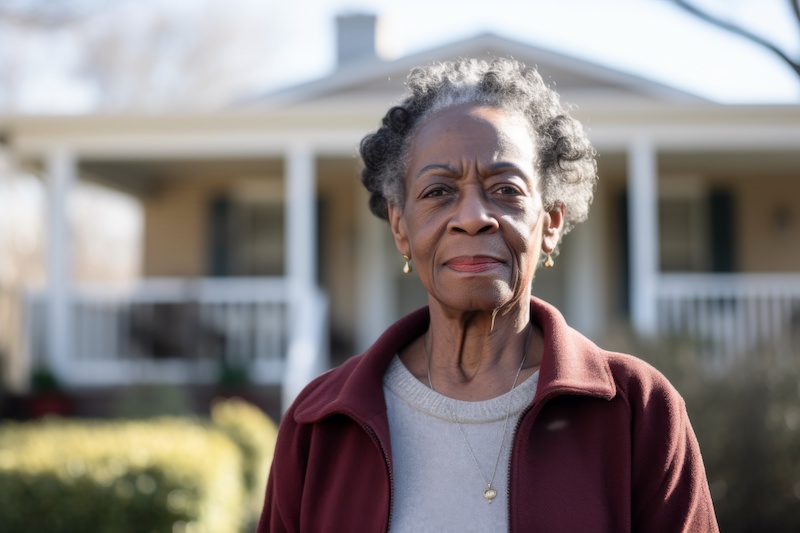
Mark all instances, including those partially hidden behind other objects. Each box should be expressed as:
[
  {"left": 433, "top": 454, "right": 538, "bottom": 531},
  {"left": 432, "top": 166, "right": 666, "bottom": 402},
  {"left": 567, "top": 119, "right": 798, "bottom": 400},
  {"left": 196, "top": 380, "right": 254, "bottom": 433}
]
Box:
[{"left": 259, "top": 298, "right": 719, "bottom": 532}]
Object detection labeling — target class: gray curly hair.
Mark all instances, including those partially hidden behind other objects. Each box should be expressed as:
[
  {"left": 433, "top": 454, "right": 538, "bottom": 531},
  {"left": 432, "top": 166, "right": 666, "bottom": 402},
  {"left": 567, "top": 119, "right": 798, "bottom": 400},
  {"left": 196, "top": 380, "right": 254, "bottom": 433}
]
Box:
[{"left": 359, "top": 58, "right": 598, "bottom": 250}]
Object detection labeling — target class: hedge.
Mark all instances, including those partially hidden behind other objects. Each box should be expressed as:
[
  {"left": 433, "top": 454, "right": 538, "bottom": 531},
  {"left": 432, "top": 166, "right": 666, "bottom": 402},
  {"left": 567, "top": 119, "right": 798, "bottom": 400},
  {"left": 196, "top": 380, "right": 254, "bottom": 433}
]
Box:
[
  {"left": 605, "top": 329, "right": 800, "bottom": 533},
  {"left": 0, "top": 398, "right": 277, "bottom": 533},
  {"left": 210, "top": 397, "right": 278, "bottom": 526}
]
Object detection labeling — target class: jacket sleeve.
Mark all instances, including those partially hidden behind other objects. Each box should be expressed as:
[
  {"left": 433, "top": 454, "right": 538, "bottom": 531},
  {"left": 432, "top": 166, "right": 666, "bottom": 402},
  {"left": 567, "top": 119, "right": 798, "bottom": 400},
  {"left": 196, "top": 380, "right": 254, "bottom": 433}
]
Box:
[
  {"left": 257, "top": 407, "right": 309, "bottom": 533},
  {"left": 630, "top": 371, "right": 719, "bottom": 533}
]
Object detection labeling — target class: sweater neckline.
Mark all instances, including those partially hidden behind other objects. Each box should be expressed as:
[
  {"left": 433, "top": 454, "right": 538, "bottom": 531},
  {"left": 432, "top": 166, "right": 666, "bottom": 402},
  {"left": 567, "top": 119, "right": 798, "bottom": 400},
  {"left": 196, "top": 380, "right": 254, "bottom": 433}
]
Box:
[{"left": 383, "top": 354, "right": 539, "bottom": 424}]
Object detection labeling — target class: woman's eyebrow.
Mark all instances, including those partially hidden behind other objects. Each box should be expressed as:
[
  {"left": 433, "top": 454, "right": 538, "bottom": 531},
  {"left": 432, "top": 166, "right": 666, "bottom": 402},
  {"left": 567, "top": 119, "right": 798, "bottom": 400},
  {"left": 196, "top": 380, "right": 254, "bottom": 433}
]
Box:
[
  {"left": 485, "top": 161, "right": 527, "bottom": 174},
  {"left": 414, "top": 162, "right": 530, "bottom": 180},
  {"left": 414, "top": 164, "right": 457, "bottom": 179}
]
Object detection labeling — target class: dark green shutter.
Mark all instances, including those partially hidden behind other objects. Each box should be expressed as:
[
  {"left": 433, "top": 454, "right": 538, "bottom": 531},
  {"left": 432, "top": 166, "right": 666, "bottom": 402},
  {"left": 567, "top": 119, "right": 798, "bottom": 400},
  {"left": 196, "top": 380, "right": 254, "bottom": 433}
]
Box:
[
  {"left": 209, "top": 196, "right": 231, "bottom": 276},
  {"left": 709, "top": 188, "right": 736, "bottom": 273}
]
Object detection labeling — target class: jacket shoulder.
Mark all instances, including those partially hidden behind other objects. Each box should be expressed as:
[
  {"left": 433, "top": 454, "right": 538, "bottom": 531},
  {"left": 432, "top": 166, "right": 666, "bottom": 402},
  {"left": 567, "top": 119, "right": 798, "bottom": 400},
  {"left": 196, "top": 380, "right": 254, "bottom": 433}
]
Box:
[
  {"left": 284, "top": 354, "right": 366, "bottom": 423},
  {"left": 287, "top": 306, "right": 430, "bottom": 425},
  {"left": 603, "top": 351, "right": 684, "bottom": 408}
]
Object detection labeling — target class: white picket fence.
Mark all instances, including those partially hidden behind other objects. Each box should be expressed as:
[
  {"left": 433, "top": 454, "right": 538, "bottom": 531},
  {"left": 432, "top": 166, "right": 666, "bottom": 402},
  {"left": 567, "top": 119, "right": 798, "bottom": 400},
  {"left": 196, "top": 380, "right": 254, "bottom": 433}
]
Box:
[
  {"left": 656, "top": 274, "right": 800, "bottom": 368},
  {"left": 21, "top": 277, "right": 328, "bottom": 388}
]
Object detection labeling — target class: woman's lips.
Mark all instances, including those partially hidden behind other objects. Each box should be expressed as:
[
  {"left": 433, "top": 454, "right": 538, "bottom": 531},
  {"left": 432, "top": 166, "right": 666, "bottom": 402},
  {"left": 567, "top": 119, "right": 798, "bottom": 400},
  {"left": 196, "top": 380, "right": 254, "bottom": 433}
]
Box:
[{"left": 445, "top": 256, "right": 503, "bottom": 273}]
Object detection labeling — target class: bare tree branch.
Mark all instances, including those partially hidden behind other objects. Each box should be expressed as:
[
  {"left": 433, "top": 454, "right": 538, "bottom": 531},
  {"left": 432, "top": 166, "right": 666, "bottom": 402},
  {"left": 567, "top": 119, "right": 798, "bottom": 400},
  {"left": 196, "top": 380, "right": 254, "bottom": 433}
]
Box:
[
  {"left": 73, "top": 1, "right": 284, "bottom": 110},
  {"left": 670, "top": 0, "right": 800, "bottom": 78}
]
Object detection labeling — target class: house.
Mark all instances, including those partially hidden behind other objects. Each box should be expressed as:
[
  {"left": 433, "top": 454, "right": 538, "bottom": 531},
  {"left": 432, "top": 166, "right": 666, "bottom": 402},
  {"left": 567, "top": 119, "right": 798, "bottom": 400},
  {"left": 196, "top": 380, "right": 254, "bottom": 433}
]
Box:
[{"left": 1, "top": 14, "right": 799, "bottom": 412}]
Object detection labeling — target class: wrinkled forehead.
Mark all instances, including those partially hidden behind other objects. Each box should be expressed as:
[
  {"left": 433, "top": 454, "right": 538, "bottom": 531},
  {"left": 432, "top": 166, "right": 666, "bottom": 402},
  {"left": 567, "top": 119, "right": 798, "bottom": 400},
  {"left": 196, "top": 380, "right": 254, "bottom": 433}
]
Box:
[
  {"left": 409, "top": 104, "right": 538, "bottom": 165},
  {"left": 415, "top": 100, "right": 534, "bottom": 137}
]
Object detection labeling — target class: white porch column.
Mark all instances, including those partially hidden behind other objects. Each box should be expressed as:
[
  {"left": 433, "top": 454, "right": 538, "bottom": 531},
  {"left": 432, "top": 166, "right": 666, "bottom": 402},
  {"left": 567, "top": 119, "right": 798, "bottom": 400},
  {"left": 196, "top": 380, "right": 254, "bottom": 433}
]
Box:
[
  {"left": 355, "top": 189, "right": 395, "bottom": 352},
  {"left": 285, "top": 144, "right": 317, "bottom": 292},
  {"left": 45, "top": 147, "right": 76, "bottom": 382},
  {"left": 564, "top": 194, "right": 606, "bottom": 338},
  {"left": 282, "top": 145, "right": 318, "bottom": 410},
  {"left": 627, "top": 138, "right": 659, "bottom": 336}
]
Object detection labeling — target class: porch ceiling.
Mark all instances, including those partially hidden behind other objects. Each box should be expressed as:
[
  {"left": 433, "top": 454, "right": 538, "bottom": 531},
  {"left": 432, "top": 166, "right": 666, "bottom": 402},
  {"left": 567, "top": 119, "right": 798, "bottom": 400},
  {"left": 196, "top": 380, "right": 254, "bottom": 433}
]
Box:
[
  {"left": 659, "top": 150, "right": 800, "bottom": 178},
  {"left": 79, "top": 157, "right": 284, "bottom": 197}
]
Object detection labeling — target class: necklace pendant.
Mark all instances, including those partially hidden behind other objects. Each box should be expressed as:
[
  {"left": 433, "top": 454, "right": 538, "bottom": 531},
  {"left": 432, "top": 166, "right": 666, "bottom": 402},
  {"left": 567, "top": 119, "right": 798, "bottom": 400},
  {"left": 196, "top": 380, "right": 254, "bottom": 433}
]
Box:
[{"left": 483, "top": 485, "right": 497, "bottom": 504}]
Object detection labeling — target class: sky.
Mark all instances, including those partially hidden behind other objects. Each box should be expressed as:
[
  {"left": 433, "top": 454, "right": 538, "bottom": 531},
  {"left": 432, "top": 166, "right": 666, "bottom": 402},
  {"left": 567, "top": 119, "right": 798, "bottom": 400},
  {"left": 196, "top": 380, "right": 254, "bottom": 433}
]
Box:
[
  {"left": 3, "top": 0, "right": 800, "bottom": 112},
  {"left": 265, "top": 0, "right": 800, "bottom": 104}
]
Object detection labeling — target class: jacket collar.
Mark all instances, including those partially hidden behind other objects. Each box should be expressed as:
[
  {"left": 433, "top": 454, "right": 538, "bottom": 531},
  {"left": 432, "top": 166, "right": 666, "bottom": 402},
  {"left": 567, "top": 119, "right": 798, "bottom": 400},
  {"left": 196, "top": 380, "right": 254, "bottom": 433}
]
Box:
[
  {"left": 531, "top": 297, "right": 616, "bottom": 403},
  {"left": 294, "top": 297, "right": 616, "bottom": 426}
]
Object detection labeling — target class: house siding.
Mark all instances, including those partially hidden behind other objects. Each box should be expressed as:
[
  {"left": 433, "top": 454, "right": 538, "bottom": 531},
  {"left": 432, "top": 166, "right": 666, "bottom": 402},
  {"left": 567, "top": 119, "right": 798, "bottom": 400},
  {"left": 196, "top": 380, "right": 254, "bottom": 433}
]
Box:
[
  {"left": 143, "top": 177, "right": 227, "bottom": 277},
  {"left": 736, "top": 176, "right": 800, "bottom": 272}
]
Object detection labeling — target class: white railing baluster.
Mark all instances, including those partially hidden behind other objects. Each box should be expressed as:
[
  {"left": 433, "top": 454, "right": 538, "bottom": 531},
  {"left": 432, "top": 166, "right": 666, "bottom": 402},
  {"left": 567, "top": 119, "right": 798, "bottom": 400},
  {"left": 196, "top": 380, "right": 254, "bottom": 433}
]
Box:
[
  {"left": 780, "top": 295, "right": 792, "bottom": 361},
  {"left": 745, "top": 290, "right": 757, "bottom": 358},
  {"left": 772, "top": 297, "right": 782, "bottom": 359},
  {"left": 90, "top": 301, "right": 100, "bottom": 360},
  {"left": 687, "top": 298, "right": 695, "bottom": 339}
]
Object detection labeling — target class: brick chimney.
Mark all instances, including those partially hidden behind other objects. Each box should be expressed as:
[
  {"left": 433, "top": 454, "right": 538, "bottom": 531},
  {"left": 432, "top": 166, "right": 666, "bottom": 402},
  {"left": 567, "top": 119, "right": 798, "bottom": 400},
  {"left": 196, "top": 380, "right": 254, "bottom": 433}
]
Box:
[{"left": 336, "top": 13, "right": 379, "bottom": 67}]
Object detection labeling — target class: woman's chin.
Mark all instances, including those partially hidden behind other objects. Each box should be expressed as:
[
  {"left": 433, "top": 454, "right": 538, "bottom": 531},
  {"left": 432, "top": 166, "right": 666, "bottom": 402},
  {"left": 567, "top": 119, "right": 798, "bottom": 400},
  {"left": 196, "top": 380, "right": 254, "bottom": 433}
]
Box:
[{"left": 428, "top": 281, "right": 524, "bottom": 314}]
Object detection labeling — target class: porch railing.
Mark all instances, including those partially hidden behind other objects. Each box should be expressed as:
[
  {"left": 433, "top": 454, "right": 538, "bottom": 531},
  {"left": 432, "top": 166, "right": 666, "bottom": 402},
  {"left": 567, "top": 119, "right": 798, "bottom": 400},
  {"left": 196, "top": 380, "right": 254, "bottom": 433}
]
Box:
[
  {"left": 656, "top": 274, "right": 800, "bottom": 368},
  {"left": 22, "top": 278, "right": 329, "bottom": 389}
]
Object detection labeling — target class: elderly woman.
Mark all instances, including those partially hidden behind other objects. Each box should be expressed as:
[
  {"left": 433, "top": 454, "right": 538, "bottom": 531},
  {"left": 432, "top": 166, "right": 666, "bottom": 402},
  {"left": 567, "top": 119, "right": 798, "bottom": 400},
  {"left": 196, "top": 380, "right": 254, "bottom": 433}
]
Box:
[{"left": 259, "top": 58, "right": 718, "bottom": 532}]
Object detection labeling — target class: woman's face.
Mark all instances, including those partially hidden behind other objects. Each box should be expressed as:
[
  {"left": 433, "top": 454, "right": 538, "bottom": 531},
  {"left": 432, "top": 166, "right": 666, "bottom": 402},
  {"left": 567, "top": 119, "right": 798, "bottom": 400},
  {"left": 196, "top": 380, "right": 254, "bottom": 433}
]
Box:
[{"left": 388, "top": 104, "right": 564, "bottom": 314}]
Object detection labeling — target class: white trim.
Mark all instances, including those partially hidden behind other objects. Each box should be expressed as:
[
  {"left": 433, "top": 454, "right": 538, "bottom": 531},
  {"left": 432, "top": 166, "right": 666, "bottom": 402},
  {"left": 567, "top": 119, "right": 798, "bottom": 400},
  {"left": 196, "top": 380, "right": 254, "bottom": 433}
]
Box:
[
  {"left": 14, "top": 130, "right": 367, "bottom": 159},
  {"left": 589, "top": 123, "right": 800, "bottom": 151}
]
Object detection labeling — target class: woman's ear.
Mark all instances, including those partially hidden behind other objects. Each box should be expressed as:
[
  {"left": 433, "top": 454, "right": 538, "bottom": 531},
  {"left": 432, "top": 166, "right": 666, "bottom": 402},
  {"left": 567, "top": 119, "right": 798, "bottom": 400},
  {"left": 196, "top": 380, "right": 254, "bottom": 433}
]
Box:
[
  {"left": 542, "top": 203, "right": 566, "bottom": 253},
  {"left": 388, "top": 203, "right": 410, "bottom": 257}
]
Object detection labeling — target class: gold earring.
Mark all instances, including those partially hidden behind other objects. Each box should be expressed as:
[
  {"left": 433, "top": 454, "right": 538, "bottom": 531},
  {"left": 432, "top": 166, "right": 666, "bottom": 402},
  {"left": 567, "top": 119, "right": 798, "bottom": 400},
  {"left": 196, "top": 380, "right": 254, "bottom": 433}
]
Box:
[
  {"left": 403, "top": 254, "right": 413, "bottom": 274},
  {"left": 544, "top": 253, "right": 554, "bottom": 268}
]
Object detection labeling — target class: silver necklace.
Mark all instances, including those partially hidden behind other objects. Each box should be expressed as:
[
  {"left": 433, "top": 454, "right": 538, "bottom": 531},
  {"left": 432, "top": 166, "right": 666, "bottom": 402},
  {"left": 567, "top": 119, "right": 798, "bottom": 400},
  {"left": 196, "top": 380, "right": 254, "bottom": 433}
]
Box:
[{"left": 424, "top": 326, "right": 530, "bottom": 504}]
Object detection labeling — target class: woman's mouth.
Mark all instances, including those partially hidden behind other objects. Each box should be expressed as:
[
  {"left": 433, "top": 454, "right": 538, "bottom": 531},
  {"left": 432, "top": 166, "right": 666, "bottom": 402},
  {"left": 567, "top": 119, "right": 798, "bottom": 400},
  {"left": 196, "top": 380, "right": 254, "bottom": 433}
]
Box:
[{"left": 445, "top": 256, "right": 503, "bottom": 273}]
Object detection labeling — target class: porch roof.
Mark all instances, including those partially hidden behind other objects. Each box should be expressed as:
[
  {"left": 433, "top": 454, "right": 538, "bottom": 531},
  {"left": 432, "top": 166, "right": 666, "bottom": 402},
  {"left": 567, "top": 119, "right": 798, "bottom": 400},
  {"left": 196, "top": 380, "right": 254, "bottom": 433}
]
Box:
[{"left": 5, "top": 104, "right": 800, "bottom": 162}]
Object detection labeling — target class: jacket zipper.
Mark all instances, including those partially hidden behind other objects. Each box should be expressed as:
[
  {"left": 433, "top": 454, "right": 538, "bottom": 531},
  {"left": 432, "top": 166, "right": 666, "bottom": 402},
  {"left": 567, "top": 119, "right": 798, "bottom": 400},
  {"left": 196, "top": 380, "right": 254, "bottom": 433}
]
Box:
[{"left": 361, "top": 422, "right": 394, "bottom": 532}]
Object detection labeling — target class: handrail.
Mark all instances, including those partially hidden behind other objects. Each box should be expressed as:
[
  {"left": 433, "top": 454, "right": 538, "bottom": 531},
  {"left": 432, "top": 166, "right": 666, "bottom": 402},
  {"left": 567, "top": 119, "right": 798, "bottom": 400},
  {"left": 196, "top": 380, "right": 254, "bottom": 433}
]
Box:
[{"left": 659, "top": 273, "right": 800, "bottom": 297}]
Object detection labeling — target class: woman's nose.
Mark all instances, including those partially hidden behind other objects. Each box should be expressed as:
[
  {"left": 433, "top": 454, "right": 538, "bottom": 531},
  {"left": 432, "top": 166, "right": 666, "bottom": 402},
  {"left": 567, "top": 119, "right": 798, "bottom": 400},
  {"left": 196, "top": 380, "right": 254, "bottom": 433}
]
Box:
[{"left": 447, "top": 188, "right": 500, "bottom": 235}]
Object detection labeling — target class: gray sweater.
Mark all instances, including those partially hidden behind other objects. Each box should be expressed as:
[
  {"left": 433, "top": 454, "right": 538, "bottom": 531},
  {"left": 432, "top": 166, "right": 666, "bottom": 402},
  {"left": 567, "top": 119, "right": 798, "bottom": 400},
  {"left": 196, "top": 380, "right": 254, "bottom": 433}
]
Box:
[{"left": 383, "top": 355, "right": 539, "bottom": 533}]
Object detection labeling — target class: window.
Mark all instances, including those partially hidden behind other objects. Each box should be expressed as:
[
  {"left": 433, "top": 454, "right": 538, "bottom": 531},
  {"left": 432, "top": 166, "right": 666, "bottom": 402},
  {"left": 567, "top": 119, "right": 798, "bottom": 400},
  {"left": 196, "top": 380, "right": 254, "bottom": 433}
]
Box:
[
  {"left": 658, "top": 179, "right": 736, "bottom": 272},
  {"left": 209, "top": 178, "right": 285, "bottom": 277},
  {"left": 659, "top": 180, "right": 709, "bottom": 271}
]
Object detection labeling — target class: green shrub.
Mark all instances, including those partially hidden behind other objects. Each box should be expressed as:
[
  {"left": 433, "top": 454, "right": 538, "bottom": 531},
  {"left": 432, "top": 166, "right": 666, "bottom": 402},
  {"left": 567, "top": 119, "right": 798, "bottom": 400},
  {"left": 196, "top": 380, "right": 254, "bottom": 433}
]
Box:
[
  {"left": 0, "top": 417, "right": 244, "bottom": 533},
  {"left": 683, "top": 359, "right": 800, "bottom": 533},
  {"left": 210, "top": 396, "right": 278, "bottom": 527}
]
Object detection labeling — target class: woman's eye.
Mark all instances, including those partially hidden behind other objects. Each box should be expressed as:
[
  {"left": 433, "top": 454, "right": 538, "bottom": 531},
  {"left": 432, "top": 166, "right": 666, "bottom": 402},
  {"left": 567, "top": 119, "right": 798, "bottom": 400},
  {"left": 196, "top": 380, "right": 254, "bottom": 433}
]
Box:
[
  {"left": 495, "top": 185, "right": 521, "bottom": 196},
  {"left": 423, "top": 187, "right": 448, "bottom": 198}
]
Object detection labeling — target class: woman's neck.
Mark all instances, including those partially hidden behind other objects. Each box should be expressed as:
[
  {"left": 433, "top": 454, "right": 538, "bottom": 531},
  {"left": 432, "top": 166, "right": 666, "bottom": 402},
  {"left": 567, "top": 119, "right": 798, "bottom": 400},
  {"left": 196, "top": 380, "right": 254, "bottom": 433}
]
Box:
[{"left": 399, "top": 297, "right": 543, "bottom": 401}]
